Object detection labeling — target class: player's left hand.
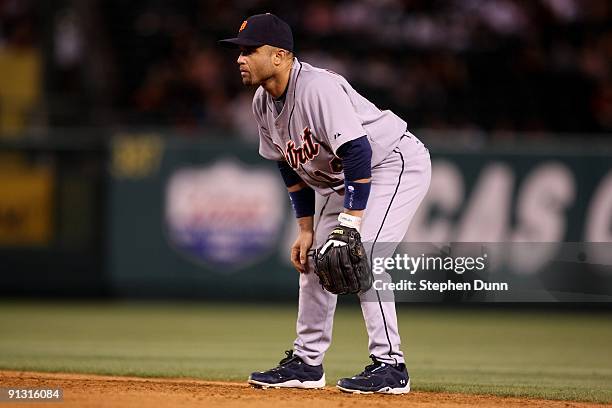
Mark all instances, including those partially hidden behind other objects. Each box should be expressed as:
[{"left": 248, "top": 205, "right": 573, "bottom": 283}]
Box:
[{"left": 314, "top": 225, "right": 373, "bottom": 294}]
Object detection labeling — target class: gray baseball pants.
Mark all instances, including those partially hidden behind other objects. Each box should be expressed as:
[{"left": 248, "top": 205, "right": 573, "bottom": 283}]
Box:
[{"left": 293, "top": 133, "right": 431, "bottom": 366}]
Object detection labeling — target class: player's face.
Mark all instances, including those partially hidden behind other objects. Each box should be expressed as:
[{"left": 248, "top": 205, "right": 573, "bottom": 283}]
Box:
[{"left": 236, "top": 46, "right": 274, "bottom": 86}]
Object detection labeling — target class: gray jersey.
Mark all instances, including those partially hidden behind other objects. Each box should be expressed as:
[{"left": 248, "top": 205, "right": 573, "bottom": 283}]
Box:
[{"left": 254, "top": 58, "right": 407, "bottom": 196}]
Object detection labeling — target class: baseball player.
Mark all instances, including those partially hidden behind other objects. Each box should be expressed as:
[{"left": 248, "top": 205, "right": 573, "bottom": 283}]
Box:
[{"left": 220, "top": 13, "right": 430, "bottom": 394}]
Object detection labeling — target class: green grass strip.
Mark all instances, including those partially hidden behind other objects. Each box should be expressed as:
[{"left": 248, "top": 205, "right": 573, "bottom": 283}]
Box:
[{"left": 0, "top": 302, "right": 610, "bottom": 403}]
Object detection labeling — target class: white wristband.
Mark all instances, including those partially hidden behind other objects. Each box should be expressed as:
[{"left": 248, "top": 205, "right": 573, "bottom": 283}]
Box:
[{"left": 338, "top": 213, "right": 362, "bottom": 232}]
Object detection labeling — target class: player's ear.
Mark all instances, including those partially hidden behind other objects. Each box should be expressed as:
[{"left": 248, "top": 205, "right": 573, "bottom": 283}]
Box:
[{"left": 272, "top": 47, "right": 284, "bottom": 66}]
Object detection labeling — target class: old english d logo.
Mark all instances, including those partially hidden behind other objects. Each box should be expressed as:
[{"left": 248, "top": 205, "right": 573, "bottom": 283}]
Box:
[
  {"left": 282, "top": 127, "right": 321, "bottom": 169},
  {"left": 239, "top": 20, "right": 247, "bottom": 32}
]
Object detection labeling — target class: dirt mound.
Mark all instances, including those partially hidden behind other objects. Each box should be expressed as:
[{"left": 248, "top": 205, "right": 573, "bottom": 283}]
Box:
[{"left": 0, "top": 371, "right": 607, "bottom": 408}]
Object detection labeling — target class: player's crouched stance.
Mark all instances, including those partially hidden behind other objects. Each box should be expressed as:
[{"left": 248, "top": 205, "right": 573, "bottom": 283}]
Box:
[{"left": 220, "top": 13, "right": 428, "bottom": 395}]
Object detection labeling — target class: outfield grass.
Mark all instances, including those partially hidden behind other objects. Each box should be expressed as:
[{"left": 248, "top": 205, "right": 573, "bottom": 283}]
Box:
[{"left": 0, "top": 302, "right": 610, "bottom": 403}]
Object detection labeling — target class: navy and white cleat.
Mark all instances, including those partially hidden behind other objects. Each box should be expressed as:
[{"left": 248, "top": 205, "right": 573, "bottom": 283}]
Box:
[
  {"left": 248, "top": 350, "right": 326, "bottom": 389},
  {"left": 336, "top": 355, "right": 410, "bottom": 394}
]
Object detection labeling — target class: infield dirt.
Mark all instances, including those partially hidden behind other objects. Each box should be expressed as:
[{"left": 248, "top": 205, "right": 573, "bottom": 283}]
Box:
[{"left": 1, "top": 371, "right": 610, "bottom": 408}]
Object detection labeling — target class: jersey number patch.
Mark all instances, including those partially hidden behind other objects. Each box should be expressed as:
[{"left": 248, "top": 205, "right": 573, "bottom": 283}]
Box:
[{"left": 329, "top": 156, "right": 343, "bottom": 173}]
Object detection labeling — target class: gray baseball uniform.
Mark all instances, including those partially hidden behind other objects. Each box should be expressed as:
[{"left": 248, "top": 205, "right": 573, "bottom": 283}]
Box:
[{"left": 254, "top": 58, "right": 431, "bottom": 365}]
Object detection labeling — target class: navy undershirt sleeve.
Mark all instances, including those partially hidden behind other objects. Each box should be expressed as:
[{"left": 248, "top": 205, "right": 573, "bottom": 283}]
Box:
[
  {"left": 277, "top": 160, "right": 303, "bottom": 187},
  {"left": 337, "top": 136, "right": 372, "bottom": 211},
  {"left": 337, "top": 136, "right": 372, "bottom": 180},
  {"left": 277, "top": 161, "right": 315, "bottom": 218}
]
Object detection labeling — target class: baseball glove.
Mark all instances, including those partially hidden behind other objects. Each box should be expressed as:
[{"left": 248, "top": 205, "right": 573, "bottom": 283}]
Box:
[{"left": 314, "top": 225, "right": 373, "bottom": 295}]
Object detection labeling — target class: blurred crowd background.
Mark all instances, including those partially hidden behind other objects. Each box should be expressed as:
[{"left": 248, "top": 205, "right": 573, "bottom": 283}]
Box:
[{"left": 1, "top": 0, "right": 612, "bottom": 141}]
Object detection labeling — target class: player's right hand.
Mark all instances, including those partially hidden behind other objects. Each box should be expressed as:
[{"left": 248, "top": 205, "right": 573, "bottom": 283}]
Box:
[{"left": 291, "top": 230, "right": 314, "bottom": 273}]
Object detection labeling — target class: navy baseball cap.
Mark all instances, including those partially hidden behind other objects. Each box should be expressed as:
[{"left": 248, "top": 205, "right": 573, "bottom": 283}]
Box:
[{"left": 219, "top": 13, "right": 293, "bottom": 52}]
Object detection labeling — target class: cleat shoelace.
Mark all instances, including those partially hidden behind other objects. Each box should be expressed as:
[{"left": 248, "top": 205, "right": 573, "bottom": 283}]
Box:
[
  {"left": 356, "top": 354, "right": 383, "bottom": 378},
  {"left": 279, "top": 350, "right": 295, "bottom": 364},
  {"left": 270, "top": 350, "right": 300, "bottom": 372}
]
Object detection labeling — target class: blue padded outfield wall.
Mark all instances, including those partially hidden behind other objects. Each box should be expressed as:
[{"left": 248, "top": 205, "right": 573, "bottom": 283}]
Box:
[{"left": 107, "top": 134, "right": 612, "bottom": 301}]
